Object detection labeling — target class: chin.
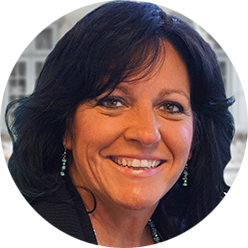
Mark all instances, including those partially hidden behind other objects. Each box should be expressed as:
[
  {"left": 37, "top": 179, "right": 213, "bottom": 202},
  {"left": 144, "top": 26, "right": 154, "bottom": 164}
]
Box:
[
  {"left": 114, "top": 192, "right": 161, "bottom": 211},
  {"left": 121, "top": 200, "right": 159, "bottom": 212}
]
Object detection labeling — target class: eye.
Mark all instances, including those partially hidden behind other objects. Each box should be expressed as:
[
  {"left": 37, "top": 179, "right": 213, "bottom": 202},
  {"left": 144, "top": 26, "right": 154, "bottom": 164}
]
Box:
[
  {"left": 158, "top": 101, "right": 183, "bottom": 114},
  {"left": 97, "top": 97, "right": 125, "bottom": 109}
]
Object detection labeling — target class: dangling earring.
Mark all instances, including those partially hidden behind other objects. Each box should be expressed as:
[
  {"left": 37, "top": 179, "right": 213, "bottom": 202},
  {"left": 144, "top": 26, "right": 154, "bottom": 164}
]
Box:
[
  {"left": 182, "top": 164, "right": 188, "bottom": 187},
  {"left": 60, "top": 147, "right": 67, "bottom": 177}
]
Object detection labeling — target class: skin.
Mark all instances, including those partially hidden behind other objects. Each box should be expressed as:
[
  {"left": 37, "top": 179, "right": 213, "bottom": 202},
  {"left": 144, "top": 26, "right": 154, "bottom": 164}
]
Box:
[{"left": 64, "top": 42, "right": 193, "bottom": 247}]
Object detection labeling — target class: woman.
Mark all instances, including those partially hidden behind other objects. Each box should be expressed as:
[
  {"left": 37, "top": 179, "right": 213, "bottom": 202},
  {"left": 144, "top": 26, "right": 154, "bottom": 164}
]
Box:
[{"left": 6, "top": 1, "right": 235, "bottom": 246}]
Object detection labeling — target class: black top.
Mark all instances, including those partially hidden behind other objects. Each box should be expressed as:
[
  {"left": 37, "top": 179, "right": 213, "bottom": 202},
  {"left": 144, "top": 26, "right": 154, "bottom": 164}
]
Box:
[
  {"left": 31, "top": 176, "right": 97, "bottom": 244},
  {"left": 31, "top": 176, "right": 166, "bottom": 244}
]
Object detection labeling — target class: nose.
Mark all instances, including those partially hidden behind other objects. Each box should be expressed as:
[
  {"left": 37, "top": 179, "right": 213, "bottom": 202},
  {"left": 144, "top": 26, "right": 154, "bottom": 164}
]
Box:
[{"left": 124, "top": 107, "right": 161, "bottom": 147}]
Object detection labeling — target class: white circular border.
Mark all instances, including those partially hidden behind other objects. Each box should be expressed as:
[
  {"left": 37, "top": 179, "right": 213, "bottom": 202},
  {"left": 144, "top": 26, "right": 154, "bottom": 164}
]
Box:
[{"left": 1, "top": 1, "right": 247, "bottom": 247}]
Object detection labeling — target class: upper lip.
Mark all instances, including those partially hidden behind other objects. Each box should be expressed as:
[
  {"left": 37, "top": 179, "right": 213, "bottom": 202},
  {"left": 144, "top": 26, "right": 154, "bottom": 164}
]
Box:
[{"left": 109, "top": 155, "right": 166, "bottom": 162}]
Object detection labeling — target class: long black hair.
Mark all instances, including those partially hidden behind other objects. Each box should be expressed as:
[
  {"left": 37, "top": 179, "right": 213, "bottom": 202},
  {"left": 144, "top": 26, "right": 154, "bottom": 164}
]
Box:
[{"left": 6, "top": 1, "right": 235, "bottom": 241}]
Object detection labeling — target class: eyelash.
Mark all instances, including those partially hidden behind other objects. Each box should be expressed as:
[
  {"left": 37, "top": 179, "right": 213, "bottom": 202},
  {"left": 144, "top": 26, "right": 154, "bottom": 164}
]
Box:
[
  {"left": 96, "top": 96, "right": 184, "bottom": 114},
  {"left": 97, "top": 96, "right": 126, "bottom": 109},
  {"left": 158, "top": 101, "right": 184, "bottom": 114}
]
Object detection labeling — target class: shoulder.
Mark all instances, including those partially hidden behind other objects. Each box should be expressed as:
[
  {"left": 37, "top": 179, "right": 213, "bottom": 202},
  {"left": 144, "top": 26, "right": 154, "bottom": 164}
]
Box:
[
  {"left": 30, "top": 179, "right": 96, "bottom": 244},
  {"left": 31, "top": 189, "right": 85, "bottom": 241}
]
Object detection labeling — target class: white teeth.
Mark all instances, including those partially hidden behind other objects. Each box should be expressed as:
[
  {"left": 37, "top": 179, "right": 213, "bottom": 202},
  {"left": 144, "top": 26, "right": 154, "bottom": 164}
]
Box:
[
  {"left": 155, "top": 161, "right": 161, "bottom": 167},
  {"left": 122, "top": 158, "right": 127, "bottom": 166},
  {"left": 133, "top": 159, "right": 140, "bottom": 167},
  {"left": 112, "top": 157, "right": 162, "bottom": 169},
  {"left": 151, "top": 160, "right": 156, "bottom": 167},
  {"left": 140, "top": 160, "right": 148, "bottom": 167}
]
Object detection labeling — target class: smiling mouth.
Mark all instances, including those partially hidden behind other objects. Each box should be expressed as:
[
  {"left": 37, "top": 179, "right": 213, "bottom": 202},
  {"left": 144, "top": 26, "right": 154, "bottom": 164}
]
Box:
[{"left": 110, "top": 157, "right": 164, "bottom": 170}]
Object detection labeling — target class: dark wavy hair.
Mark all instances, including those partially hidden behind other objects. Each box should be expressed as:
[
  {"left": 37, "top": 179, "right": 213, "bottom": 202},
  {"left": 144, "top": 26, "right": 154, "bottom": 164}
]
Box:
[{"left": 6, "top": 0, "right": 235, "bottom": 241}]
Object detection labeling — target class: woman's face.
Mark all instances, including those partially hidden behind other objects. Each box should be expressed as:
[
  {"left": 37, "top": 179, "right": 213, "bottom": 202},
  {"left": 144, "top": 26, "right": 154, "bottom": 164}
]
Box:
[{"left": 65, "top": 43, "right": 193, "bottom": 211}]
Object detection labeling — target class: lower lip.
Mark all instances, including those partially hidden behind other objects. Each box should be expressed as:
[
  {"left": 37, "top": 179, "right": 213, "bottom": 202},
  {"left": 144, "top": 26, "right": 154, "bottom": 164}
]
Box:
[{"left": 109, "top": 158, "right": 164, "bottom": 178}]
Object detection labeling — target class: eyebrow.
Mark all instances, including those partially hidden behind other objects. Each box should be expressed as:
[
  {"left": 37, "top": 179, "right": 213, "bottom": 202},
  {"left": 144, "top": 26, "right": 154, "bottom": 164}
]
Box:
[
  {"left": 158, "top": 89, "right": 190, "bottom": 101},
  {"left": 114, "top": 85, "right": 131, "bottom": 95},
  {"left": 115, "top": 85, "right": 190, "bottom": 101}
]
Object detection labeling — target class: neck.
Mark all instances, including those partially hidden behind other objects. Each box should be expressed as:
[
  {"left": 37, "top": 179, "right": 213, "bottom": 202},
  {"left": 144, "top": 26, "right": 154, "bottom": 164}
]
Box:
[{"left": 89, "top": 200, "right": 158, "bottom": 247}]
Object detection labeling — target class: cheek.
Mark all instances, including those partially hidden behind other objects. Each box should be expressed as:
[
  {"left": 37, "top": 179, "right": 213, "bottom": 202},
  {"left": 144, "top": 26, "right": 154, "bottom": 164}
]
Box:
[
  {"left": 179, "top": 124, "right": 193, "bottom": 149},
  {"left": 73, "top": 115, "right": 121, "bottom": 152},
  {"left": 163, "top": 121, "right": 193, "bottom": 160},
  {"left": 160, "top": 122, "right": 193, "bottom": 191}
]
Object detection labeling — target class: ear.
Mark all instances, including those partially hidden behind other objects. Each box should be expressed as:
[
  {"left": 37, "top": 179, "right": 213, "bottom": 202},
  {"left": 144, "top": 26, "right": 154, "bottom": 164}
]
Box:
[{"left": 63, "top": 130, "right": 73, "bottom": 150}]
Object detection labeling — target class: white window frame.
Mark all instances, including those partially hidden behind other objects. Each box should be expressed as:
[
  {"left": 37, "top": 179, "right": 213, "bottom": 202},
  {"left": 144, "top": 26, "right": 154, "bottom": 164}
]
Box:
[
  {"left": 1, "top": 58, "right": 31, "bottom": 132},
  {"left": 29, "top": 23, "right": 57, "bottom": 55},
  {"left": 6, "top": 58, "right": 31, "bottom": 101},
  {"left": 215, "top": 49, "right": 232, "bottom": 98},
  {"left": 30, "top": 57, "right": 47, "bottom": 92}
]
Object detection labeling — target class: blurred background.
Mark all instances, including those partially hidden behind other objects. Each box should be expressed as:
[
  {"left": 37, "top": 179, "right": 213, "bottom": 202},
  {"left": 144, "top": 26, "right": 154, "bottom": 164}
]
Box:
[{"left": 1, "top": 2, "right": 247, "bottom": 186}]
